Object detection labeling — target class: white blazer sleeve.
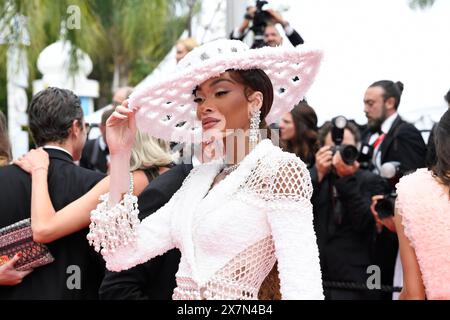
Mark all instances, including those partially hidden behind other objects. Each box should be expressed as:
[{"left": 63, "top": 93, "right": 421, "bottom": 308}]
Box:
[
  {"left": 265, "top": 156, "right": 324, "bottom": 300},
  {"left": 101, "top": 193, "right": 178, "bottom": 272}
]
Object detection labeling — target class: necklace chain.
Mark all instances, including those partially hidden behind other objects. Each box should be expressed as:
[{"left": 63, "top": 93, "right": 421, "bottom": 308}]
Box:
[{"left": 222, "top": 163, "right": 239, "bottom": 175}]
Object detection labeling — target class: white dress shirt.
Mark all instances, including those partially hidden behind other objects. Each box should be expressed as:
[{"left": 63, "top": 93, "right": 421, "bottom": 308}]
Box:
[{"left": 368, "top": 112, "right": 399, "bottom": 173}]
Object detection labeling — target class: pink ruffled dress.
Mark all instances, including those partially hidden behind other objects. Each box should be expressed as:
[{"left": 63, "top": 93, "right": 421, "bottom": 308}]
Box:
[{"left": 396, "top": 168, "right": 450, "bottom": 299}]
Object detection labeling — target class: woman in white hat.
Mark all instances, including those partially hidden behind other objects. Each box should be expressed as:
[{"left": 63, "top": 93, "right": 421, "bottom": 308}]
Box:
[{"left": 89, "top": 39, "right": 324, "bottom": 300}]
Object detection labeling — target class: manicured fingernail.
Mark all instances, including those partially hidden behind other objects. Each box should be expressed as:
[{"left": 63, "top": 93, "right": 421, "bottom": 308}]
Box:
[{"left": 17, "top": 252, "right": 23, "bottom": 258}]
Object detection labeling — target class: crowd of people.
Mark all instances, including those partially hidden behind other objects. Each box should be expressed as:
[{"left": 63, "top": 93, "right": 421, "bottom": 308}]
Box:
[{"left": 0, "top": 6, "right": 449, "bottom": 301}]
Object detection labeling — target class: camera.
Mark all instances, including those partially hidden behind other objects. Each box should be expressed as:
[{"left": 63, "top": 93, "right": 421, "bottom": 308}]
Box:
[
  {"left": 375, "top": 192, "right": 397, "bottom": 220},
  {"left": 330, "top": 116, "right": 360, "bottom": 165},
  {"left": 357, "top": 142, "right": 374, "bottom": 170},
  {"left": 331, "top": 144, "right": 359, "bottom": 166},
  {"left": 250, "top": 0, "right": 272, "bottom": 48},
  {"left": 374, "top": 162, "right": 403, "bottom": 219}
]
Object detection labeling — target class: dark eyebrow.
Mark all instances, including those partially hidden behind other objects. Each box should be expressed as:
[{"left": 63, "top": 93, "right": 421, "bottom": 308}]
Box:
[
  {"left": 193, "top": 78, "right": 235, "bottom": 96},
  {"left": 209, "top": 78, "right": 235, "bottom": 87}
]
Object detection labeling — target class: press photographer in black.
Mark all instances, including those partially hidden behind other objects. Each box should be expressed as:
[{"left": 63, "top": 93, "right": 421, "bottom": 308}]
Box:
[
  {"left": 310, "top": 117, "right": 388, "bottom": 300},
  {"left": 362, "top": 80, "right": 427, "bottom": 299},
  {"left": 230, "top": 1, "right": 304, "bottom": 48}
]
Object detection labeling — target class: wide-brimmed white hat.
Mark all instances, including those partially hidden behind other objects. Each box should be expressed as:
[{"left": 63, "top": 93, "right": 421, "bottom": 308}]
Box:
[{"left": 129, "top": 39, "right": 322, "bottom": 143}]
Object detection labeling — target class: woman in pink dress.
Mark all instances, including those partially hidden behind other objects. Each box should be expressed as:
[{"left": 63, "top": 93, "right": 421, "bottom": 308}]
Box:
[{"left": 395, "top": 109, "right": 450, "bottom": 300}]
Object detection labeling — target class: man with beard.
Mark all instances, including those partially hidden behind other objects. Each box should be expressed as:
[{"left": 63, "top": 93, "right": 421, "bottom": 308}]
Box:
[
  {"left": 363, "top": 81, "right": 426, "bottom": 174},
  {"left": 362, "top": 80, "right": 426, "bottom": 299}
]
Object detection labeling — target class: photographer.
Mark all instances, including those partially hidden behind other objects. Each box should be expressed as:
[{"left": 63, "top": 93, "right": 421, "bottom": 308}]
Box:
[
  {"left": 230, "top": 2, "right": 304, "bottom": 48},
  {"left": 362, "top": 81, "right": 426, "bottom": 175},
  {"left": 362, "top": 80, "right": 427, "bottom": 299},
  {"left": 310, "top": 118, "right": 388, "bottom": 300}
]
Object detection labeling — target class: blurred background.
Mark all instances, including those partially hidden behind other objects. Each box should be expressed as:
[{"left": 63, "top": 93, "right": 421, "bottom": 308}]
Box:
[{"left": 0, "top": 0, "right": 448, "bottom": 158}]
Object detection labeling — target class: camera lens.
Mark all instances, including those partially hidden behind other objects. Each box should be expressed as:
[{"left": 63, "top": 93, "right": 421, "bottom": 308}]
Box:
[
  {"left": 375, "top": 196, "right": 395, "bottom": 219},
  {"left": 340, "top": 145, "right": 359, "bottom": 165}
]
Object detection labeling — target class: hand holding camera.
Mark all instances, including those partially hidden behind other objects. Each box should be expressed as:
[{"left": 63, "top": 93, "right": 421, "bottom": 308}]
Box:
[
  {"left": 315, "top": 146, "right": 333, "bottom": 183},
  {"left": 329, "top": 115, "right": 360, "bottom": 178},
  {"left": 332, "top": 150, "right": 360, "bottom": 177},
  {"left": 369, "top": 161, "right": 404, "bottom": 233},
  {"left": 371, "top": 195, "right": 397, "bottom": 233},
  {"left": 315, "top": 144, "right": 360, "bottom": 183},
  {"left": 244, "top": 3, "right": 286, "bottom": 25}
]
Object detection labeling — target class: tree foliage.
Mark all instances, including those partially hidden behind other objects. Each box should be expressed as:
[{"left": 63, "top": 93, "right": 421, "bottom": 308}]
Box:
[{"left": 0, "top": 0, "right": 194, "bottom": 114}]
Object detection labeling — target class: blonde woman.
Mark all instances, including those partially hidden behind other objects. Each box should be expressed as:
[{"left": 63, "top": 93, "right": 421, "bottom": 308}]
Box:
[
  {"left": 175, "top": 38, "right": 199, "bottom": 63},
  {"left": 14, "top": 131, "right": 175, "bottom": 243}
]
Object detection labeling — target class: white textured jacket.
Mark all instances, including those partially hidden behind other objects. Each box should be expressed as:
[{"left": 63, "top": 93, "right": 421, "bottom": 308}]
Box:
[{"left": 102, "top": 139, "right": 324, "bottom": 300}]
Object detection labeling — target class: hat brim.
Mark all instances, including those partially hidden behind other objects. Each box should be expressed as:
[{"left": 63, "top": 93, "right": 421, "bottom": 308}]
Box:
[{"left": 129, "top": 45, "right": 323, "bottom": 143}]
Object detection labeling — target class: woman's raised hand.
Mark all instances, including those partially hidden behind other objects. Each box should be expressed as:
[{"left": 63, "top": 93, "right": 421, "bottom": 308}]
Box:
[
  {"left": 106, "top": 100, "right": 138, "bottom": 155},
  {"left": 13, "top": 148, "right": 49, "bottom": 175}
]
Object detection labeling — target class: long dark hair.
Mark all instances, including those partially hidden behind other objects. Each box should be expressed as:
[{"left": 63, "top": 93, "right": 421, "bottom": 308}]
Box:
[
  {"left": 0, "top": 111, "right": 11, "bottom": 163},
  {"left": 282, "top": 101, "right": 318, "bottom": 166},
  {"left": 444, "top": 89, "right": 450, "bottom": 106},
  {"left": 432, "top": 109, "right": 450, "bottom": 198}
]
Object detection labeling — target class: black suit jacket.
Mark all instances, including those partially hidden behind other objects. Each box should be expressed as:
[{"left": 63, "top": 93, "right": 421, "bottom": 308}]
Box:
[
  {"left": 310, "top": 168, "right": 387, "bottom": 284},
  {"left": 0, "top": 148, "right": 105, "bottom": 300},
  {"left": 286, "top": 28, "right": 304, "bottom": 47},
  {"left": 80, "top": 138, "right": 109, "bottom": 173},
  {"left": 381, "top": 117, "right": 426, "bottom": 171},
  {"left": 362, "top": 116, "right": 427, "bottom": 175},
  {"left": 99, "top": 164, "right": 193, "bottom": 300}
]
